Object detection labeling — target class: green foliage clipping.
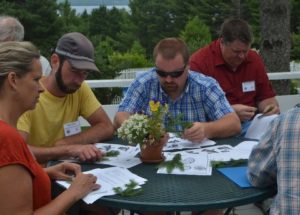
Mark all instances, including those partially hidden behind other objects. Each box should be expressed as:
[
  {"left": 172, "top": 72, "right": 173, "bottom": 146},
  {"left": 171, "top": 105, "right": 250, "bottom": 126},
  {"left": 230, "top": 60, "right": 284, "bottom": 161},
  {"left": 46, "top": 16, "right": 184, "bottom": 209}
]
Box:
[
  {"left": 113, "top": 180, "right": 144, "bottom": 197},
  {"left": 166, "top": 113, "right": 193, "bottom": 136},
  {"left": 158, "top": 153, "right": 184, "bottom": 174},
  {"left": 99, "top": 150, "right": 120, "bottom": 161},
  {"left": 210, "top": 159, "right": 248, "bottom": 168}
]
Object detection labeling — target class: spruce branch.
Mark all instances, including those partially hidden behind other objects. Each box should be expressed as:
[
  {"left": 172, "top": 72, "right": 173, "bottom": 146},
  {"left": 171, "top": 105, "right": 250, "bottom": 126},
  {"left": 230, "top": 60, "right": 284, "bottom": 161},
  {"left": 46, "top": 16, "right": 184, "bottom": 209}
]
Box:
[
  {"left": 210, "top": 159, "right": 247, "bottom": 168},
  {"left": 158, "top": 153, "right": 185, "bottom": 173},
  {"left": 113, "top": 180, "right": 144, "bottom": 197},
  {"left": 99, "top": 150, "right": 120, "bottom": 161}
]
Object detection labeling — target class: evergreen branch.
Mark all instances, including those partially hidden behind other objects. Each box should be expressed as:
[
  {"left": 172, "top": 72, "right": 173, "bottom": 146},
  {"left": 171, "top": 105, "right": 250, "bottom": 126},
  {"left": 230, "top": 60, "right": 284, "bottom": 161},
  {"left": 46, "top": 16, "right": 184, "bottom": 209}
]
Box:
[
  {"left": 158, "top": 153, "right": 185, "bottom": 173},
  {"left": 113, "top": 180, "right": 144, "bottom": 197},
  {"left": 98, "top": 150, "right": 120, "bottom": 161},
  {"left": 105, "top": 150, "right": 120, "bottom": 157},
  {"left": 165, "top": 113, "right": 193, "bottom": 136},
  {"left": 210, "top": 159, "right": 247, "bottom": 168}
]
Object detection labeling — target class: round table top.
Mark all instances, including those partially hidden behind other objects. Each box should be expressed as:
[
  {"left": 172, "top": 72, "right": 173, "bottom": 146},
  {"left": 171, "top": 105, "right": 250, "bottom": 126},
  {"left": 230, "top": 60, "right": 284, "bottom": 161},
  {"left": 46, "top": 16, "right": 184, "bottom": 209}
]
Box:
[{"left": 74, "top": 137, "right": 276, "bottom": 212}]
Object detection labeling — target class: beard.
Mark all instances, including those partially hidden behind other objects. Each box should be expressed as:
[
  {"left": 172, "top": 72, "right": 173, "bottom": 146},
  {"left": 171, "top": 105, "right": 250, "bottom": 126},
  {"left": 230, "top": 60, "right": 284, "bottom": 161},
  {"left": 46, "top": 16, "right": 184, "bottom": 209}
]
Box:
[
  {"left": 55, "top": 66, "right": 78, "bottom": 94},
  {"left": 161, "top": 82, "right": 179, "bottom": 94}
]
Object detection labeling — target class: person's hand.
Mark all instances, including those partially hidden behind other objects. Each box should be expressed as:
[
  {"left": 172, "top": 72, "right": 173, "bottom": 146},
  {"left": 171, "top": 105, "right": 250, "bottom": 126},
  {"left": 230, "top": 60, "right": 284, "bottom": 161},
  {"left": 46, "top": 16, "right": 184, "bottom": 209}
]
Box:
[
  {"left": 68, "top": 173, "right": 100, "bottom": 200},
  {"left": 232, "top": 104, "right": 257, "bottom": 121},
  {"left": 261, "top": 104, "right": 279, "bottom": 116},
  {"left": 46, "top": 162, "right": 81, "bottom": 180},
  {"left": 67, "top": 144, "right": 103, "bottom": 162},
  {"left": 182, "top": 122, "right": 205, "bottom": 142}
]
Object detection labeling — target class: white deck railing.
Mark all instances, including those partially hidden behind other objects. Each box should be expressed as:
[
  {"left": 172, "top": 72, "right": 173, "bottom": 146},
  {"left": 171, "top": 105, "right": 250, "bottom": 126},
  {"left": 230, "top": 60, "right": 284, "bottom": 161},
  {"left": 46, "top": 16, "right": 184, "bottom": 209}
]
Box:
[
  {"left": 86, "top": 71, "right": 300, "bottom": 88},
  {"left": 80, "top": 71, "right": 300, "bottom": 125}
]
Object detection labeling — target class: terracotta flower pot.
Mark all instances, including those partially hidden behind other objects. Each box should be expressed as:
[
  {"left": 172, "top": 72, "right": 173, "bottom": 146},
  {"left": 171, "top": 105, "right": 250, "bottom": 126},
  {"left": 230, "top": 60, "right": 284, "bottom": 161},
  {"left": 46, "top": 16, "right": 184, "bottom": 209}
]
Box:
[{"left": 139, "top": 133, "right": 169, "bottom": 164}]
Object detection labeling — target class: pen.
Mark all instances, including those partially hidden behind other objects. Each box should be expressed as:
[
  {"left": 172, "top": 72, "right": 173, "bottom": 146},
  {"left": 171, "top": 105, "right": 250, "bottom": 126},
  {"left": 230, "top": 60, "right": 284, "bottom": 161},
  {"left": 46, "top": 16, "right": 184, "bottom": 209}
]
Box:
[{"left": 258, "top": 105, "right": 275, "bottom": 119}]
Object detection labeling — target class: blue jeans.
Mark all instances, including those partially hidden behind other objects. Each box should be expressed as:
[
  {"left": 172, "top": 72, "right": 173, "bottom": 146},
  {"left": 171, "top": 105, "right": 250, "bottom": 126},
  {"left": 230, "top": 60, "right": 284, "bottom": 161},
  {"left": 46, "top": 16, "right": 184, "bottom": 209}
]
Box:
[{"left": 238, "top": 120, "right": 252, "bottom": 137}]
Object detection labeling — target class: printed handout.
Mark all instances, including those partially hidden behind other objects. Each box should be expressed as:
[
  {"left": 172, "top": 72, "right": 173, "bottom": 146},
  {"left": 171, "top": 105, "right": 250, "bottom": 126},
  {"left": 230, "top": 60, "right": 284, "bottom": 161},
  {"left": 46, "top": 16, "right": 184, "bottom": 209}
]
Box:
[
  {"left": 157, "top": 150, "right": 212, "bottom": 176},
  {"left": 94, "top": 143, "right": 141, "bottom": 168},
  {"left": 56, "top": 167, "right": 147, "bottom": 204},
  {"left": 245, "top": 114, "right": 278, "bottom": 140},
  {"left": 163, "top": 133, "right": 216, "bottom": 151}
]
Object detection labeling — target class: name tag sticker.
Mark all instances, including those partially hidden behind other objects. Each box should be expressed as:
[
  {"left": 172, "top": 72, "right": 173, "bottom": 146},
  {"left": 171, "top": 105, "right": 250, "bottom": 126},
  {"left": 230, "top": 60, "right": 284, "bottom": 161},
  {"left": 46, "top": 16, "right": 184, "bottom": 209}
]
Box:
[
  {"left": 242, "top": 81, "right": 255, "bottom": 92},
  {"left": 64, "top": 120, "right": 81, "bottom": 137}
]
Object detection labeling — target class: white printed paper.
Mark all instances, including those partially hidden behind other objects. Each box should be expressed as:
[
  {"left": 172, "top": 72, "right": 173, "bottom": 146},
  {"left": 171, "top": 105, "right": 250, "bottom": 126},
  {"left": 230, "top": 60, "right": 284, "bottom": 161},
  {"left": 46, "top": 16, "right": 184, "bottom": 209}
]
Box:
[
  {"left": 207, "top": 141, "right": 258, "bottom": 161},
  {"left": 245, "top": 114, "right": 278, "bottom": 140},
  {"left": 157, "top": 151, "right": 212, "bottom": 176},
  {"left": 94, "top": 143, "right": 141, "bottom": 168},
  {"left": 56, "top": 167, "right": 147, "bottom": 204},
  {"left": 163, "top": 133, "right": 216, "bottom": 151}
]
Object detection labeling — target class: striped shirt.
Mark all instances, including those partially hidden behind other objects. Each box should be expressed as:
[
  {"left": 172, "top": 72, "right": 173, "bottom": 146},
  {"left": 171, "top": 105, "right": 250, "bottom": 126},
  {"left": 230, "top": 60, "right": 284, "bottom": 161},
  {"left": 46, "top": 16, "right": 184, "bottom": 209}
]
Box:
[
  {"left": 118, "top": 69, "right": 233, "bottom": 131},
  {"left": 248, "top": 108, "right": 300, "bottom": 214}
]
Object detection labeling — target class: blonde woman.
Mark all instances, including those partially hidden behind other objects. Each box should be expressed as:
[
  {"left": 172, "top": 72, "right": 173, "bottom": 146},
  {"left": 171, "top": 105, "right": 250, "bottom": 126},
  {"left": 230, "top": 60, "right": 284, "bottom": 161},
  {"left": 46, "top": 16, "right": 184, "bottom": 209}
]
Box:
[{"left": 0, "top": 41, "right": 100, "bottom": 215}]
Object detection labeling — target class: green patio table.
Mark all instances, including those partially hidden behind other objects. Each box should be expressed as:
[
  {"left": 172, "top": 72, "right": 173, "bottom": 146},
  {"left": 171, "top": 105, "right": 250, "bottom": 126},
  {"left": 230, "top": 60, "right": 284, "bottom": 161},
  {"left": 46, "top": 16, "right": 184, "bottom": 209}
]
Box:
[{"left": 51, "top": 136, "right": 276, "bottom": 215}]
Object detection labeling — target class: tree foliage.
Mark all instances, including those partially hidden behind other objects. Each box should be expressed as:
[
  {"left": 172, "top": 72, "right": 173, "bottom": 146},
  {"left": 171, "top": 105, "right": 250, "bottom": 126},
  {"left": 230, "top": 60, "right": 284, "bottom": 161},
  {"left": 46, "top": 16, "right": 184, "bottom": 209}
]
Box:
[
  {"left": 57, "top": 1, "right": 87, "bottom": 34},
  {"left": 129, "top": 0, "right": 184, "bottom": 58},
  {"left": 180, "top": 16, "right": 211, "bottom": 54},
  {"left": 0, "top": 0, "right": 297, "bottom": 100},
  {"left": 291, "top": 33, "right": 300, "bottom": 60},
  {"left": 0, "top": 0, "right": 61, "bottom": 58}
]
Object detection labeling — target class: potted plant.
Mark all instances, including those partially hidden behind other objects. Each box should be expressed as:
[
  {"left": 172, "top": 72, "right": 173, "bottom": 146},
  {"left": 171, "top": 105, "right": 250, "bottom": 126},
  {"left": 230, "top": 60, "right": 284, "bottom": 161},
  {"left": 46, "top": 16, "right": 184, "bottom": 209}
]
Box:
[{"left": 117, "top": 100, "right": 169, "bottom": 163}]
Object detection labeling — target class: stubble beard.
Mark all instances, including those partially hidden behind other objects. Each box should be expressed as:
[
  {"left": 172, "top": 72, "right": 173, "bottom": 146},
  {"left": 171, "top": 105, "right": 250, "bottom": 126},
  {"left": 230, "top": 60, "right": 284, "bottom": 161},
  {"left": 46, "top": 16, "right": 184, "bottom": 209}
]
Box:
[{"left": 161, "top": 82, "right": 178, "bottom": 94}]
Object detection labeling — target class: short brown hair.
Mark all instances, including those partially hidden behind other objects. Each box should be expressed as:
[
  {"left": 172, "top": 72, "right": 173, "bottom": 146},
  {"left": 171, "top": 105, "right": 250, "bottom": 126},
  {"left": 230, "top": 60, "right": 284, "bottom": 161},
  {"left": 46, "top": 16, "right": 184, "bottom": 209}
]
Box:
[
  {"left": 153, "top": 38, "right": 189, "bottom": 65},
  {"left": 220, "top": 18, "right": 252, "bottom": 45}
]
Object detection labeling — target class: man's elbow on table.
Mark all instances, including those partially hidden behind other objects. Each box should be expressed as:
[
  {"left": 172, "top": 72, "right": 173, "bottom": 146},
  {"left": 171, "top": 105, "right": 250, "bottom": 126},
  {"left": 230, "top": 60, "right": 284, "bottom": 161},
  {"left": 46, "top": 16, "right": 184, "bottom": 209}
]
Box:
[
  {"left": 231, "top": 112, "right": 242, "bottom": 134},
  {"left": 219, "top": 112, "right": 241, "bottom": 137},
  {"left": 113, "top": 112, "right": 131, "bottom": 130},
  {"left": 203, "top": 113, "right": 241, "bottom": 139}
]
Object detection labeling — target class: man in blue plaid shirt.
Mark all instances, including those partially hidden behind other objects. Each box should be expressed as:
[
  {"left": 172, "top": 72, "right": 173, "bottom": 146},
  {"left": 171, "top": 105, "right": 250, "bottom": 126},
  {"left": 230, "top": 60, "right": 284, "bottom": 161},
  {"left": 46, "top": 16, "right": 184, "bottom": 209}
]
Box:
[
  {"left": 114, "top": 38, "right": 241, "bottom": 143},
  {"left": 248, "top": 108, "right": 300, "bottom": 214}
]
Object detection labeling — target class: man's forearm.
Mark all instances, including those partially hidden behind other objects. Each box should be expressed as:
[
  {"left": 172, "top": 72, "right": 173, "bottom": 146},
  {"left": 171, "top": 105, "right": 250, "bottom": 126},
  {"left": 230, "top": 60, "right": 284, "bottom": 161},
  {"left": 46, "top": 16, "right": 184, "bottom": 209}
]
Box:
[
  {"left": 29, "top": 145, "right": 71, "bottom": 165},
  {"left": 204, "top": 113, "right": 241, "bottom": 138},
  {"left": 113, "top": 112, "right": 131, "bottom": 129}
]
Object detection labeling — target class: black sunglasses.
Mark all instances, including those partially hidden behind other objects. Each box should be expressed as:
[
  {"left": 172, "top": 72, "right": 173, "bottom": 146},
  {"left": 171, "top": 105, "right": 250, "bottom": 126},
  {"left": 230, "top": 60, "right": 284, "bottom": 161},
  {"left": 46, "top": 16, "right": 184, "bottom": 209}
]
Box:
[{"left": 155, "top": 66, "right": 186, "bottom": 78}]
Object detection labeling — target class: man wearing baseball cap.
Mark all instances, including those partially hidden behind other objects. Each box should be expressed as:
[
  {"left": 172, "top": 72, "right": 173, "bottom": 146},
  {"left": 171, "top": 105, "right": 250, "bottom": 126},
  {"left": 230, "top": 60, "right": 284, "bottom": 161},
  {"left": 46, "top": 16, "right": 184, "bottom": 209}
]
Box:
[
  {"left": 17, "top": 32, "right": 116, "bottom": 214},
  {"left": 17, "top": 32, "right": 113, "bottom": 163}
]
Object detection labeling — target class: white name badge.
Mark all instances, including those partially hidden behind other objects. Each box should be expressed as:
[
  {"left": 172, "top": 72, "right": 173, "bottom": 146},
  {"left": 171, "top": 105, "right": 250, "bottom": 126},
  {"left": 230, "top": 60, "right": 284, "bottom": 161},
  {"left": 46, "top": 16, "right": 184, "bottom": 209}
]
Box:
[
  {"left": 242, "top": 81, "right": 255, "bottom": 92},
  {"left": 64, "top": 120, "right": 81, "bottom": 137}
]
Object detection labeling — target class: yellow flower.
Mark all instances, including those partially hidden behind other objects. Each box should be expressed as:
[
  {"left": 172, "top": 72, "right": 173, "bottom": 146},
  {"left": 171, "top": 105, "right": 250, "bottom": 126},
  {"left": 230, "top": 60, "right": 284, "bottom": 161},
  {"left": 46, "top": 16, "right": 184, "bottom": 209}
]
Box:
[{"left": 149, "top": 100, "right": 160, "bottom": 112}]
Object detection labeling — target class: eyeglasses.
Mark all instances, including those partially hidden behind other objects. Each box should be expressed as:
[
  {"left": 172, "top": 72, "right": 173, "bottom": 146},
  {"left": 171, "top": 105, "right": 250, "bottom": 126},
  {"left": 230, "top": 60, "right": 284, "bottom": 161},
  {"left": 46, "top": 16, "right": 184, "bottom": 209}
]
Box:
[{"left": 155, "top": 66, "right": 186, "bottom": 78}]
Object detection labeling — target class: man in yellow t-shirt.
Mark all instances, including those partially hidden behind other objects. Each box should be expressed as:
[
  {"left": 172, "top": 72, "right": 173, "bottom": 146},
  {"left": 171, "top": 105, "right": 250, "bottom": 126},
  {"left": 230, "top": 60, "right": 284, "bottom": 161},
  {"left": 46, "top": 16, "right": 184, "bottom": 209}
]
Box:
[{"left": 17, "top": 32, "right": 114, "bottom": 164}]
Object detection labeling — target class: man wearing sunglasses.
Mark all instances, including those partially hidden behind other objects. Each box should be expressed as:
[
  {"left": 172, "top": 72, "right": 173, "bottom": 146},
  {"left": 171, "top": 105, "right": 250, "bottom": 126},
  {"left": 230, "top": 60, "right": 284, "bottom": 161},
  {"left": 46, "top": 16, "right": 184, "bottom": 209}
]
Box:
[
  {"left": 190, "top": 19, "right": 279, "bottom": 136},
  {"left": 114, "top": 37, "right": 241, "bottom": 144}
]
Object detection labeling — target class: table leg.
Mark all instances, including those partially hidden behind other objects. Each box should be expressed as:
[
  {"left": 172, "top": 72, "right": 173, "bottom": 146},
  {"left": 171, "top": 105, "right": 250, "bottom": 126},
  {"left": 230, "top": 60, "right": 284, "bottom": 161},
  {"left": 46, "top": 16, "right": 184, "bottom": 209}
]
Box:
[{"left": 224, "top": 208, "right": 232, "bottom": 215}]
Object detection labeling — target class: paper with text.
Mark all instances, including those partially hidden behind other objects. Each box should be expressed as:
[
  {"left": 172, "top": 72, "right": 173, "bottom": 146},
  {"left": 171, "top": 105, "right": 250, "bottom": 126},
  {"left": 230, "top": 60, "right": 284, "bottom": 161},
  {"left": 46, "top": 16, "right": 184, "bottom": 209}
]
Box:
[
  {"left": 245, "top": 114, "right": 278, "bottom": 140},
  {"left": 56, "top": 167, "right": 147, "bottom": 204},
  {"left": 163, "top": 133, "right": 216, "bottom": 151},
  {"left": 157, "top": 150, "right": 212, "bottom": 175},
  {"left": 94, "top": 143, "right": 141, "bottom": 168}
]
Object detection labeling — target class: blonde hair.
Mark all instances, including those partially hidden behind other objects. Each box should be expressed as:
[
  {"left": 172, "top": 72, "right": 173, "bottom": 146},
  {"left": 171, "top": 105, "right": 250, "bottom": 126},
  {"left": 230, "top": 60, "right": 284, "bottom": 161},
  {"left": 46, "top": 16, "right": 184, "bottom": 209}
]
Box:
[{"left": 0, "top": 41, "right": 40, "bottom": 87}]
